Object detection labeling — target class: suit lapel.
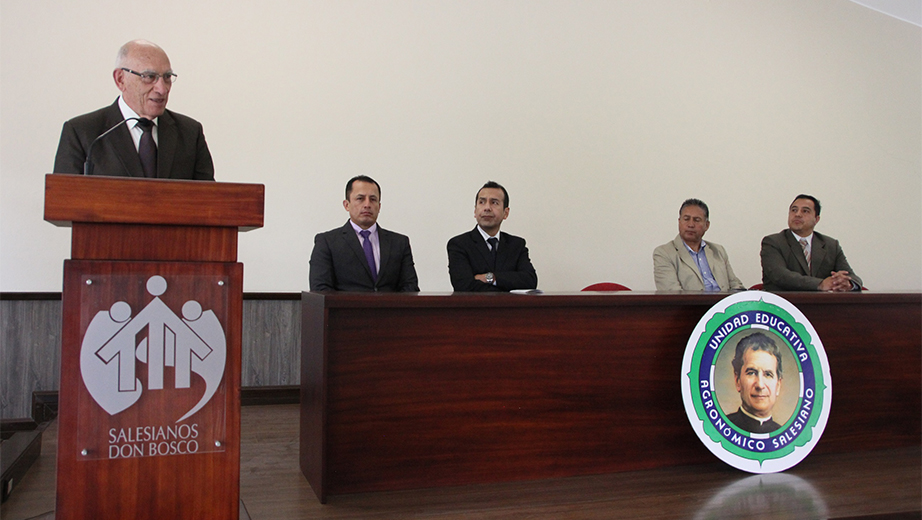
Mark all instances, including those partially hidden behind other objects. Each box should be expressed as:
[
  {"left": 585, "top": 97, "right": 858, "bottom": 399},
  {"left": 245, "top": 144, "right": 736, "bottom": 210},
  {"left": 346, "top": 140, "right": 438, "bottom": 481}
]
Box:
[
  {"left": 472, "top": 228, "right": 494, "bottom": 269},
  {"left": 156, "top": 111, "right": 176, "bottom": 179},
  {"left": 378, "top": 227, "right": 391, "bottom": 281},
  {"left": 703, "top": 243, "right": 725, "bottom": 286},
  {"left": 104, "top": 103, "right": 144, "bottom": 178},
  {"left": 342, "top": 223, "right": 375, "bottom": 283},
  {"left": 810, "top": 234, "right": 827, "bottom": 277},
  {"left": 674, "top": 236, "right": 704, "bottom": 284},
  {"left": 785, "top": 232, "right": 810, "bottom": 275},
  {"left": 493, "top": 233, "right": 506, "bottom": 270}
]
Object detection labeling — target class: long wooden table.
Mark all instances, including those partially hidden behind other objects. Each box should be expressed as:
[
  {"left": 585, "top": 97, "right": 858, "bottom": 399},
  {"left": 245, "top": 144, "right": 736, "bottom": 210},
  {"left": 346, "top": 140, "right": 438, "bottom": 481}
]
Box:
[{"left": 299, "top": 291, "right": 921, "bottom": 503}]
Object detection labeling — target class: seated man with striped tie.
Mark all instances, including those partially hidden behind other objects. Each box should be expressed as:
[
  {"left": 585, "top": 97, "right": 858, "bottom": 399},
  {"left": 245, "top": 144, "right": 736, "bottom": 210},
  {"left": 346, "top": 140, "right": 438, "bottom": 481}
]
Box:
[
  {"left": 309, "top": 175, "right": 419, "bottom": 292},
  {"left": 760, "top": 194, "right": 862, "bottom": 291},
  {"left": 447, "top": 181, "right": 538, "bottom": 292},
  {"left": 54, "top": 39, "right": 214, "bottom": 179}
]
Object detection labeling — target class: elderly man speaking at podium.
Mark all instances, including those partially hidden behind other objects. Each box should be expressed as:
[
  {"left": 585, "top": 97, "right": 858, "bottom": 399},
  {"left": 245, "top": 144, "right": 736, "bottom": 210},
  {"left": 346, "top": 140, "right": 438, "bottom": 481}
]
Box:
[{"left": 53, "top": 39, "right": 214, "bottom": 180}]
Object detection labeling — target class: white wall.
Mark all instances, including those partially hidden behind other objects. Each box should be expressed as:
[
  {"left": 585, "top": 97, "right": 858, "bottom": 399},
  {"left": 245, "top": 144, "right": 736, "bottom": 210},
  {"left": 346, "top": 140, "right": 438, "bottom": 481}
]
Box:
[{"left": 1, "top": 0, "right": 919, "bottom": 292}]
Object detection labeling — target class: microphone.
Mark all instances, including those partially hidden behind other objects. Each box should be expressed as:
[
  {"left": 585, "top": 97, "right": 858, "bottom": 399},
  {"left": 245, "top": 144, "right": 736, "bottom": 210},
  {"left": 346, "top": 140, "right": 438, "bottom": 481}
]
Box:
[{"left": 83, "top": 117, "right": 138, "bottom": 175}]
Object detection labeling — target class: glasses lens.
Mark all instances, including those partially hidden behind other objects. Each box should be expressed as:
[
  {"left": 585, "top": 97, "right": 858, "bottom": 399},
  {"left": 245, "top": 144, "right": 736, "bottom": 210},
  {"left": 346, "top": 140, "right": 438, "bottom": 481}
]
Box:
[{"left": 124, "top": 68, "right": 175, "bottom": 84}]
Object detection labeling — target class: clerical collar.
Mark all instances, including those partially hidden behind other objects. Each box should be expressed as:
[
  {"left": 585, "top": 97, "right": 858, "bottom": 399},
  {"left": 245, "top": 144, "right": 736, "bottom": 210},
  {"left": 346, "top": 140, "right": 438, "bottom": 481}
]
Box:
[{"left": 739, "top": 406, "right": 773, "bottom": 425}]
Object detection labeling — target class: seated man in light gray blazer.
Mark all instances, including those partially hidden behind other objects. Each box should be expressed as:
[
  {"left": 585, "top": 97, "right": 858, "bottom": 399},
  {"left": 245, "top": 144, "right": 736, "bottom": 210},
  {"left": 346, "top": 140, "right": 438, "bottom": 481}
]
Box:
[{"left": 653, "top": 198, "right": 745, "bottom": 291}]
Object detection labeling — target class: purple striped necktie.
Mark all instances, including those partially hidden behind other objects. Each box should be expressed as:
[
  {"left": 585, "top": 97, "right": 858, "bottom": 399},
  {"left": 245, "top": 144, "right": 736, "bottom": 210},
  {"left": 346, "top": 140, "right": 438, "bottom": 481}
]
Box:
[{"left": 360, "top": 230, "right": 377, "bottom": 282}]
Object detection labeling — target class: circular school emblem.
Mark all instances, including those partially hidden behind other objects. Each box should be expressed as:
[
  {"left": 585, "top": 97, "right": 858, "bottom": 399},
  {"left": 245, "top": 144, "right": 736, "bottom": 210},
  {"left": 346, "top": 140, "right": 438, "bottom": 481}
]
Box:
[{"left": 681, "top": 291, "right": 832, "bottom": 473}]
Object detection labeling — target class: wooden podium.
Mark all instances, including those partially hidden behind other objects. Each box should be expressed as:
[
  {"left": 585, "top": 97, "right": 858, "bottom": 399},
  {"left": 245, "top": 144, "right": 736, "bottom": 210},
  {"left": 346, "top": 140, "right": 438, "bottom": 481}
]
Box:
[{"left": 44, "top": 174, "right": 264, "bottom": 520}]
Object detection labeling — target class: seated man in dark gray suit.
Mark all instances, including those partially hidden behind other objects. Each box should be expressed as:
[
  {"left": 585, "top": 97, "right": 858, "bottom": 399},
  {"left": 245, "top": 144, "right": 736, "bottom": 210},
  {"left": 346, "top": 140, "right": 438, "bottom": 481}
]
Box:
[
  {"left": 447, "top": 181, "right": 537, "bottom": 292},
  {"left": 761, "top": 194, "right": 862, "bottom": 291},
  {"left": 54, "top": 39, "right": 214, "bottom": 180},
  {"left": 310, "top": 176, "right": 419, "bottom": 292}
]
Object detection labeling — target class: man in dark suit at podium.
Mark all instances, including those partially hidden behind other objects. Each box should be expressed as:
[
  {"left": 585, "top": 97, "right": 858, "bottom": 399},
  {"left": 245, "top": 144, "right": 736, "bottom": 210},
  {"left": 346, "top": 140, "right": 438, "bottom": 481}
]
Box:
[
  {"left": 447, "top": 181, "right": 537, "bottom": 292},
  {"left": 310, "top": 176, "right": 419, "bottom": 292},
  {"left": 53, "top": 39, "right": 214, "bottom": 180}
]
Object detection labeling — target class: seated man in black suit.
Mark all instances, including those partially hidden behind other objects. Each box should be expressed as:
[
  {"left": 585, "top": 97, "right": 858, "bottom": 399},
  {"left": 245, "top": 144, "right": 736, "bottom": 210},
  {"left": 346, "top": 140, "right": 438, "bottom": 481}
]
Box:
[
  {"left": 310, "top": 175, "right": 419, "bottom": 292},
  {"left": 54, "top": 39, "right": 214, "bottom": 180},
  {"left": 725, "top": 332, "right": 784, "bottom": 435},
  {"left": 760, "top": 194, "right": 861, "bottom": 291},
  {"left": 447, "top": 181, "right": 537, "bottom": 292}
]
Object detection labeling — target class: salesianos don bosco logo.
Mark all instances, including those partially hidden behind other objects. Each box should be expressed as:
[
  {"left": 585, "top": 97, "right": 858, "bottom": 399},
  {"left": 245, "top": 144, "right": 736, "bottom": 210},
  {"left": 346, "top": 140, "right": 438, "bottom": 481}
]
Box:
[
  {"left": 681, "top": 291, "right": 832, "bottom": 473},
  {"left": 80, "top": 275, "right": 227, "bottom": 423}
]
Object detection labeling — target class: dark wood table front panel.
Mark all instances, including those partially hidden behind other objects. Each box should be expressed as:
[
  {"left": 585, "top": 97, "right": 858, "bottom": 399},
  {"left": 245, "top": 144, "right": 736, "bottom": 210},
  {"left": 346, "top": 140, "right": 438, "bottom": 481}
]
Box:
[{"left": 300, "top": 292, "right": 921, "bottom": 502}]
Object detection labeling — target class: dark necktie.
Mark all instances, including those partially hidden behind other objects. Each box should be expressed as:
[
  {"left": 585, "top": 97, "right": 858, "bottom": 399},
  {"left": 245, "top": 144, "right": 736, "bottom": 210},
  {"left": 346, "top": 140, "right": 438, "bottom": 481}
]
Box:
[
  {"left": 487, "top": 237, "right": 498, "bottom": 269},
  {"left": 360, "top": 230, "right": 378, "bottom": 282},
  {"left": 137, "top": 118, "right": 157, "bottom": 178}
]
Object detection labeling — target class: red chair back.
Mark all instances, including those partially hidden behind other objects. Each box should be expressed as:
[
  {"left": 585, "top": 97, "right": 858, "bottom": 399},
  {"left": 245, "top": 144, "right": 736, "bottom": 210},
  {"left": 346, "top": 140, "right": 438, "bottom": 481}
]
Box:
[{"left": 581, "top": 282, "right": 631, "bottom": 292}]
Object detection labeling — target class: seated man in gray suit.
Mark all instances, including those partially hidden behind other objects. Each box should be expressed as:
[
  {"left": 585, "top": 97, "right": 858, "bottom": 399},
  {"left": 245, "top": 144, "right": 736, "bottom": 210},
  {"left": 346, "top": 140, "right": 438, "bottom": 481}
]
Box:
[
  {"left": 653, "top": 198, "right": 744, "bottom": 291},
  {"left": 310, "top": 175, "right": 419, "bottom": 292},
  {"left": 447, "top": 181, "right": 537, "bottom": 292},
  {"left": 54, "top": 39, "right": 214, "bottom": 179},
  {"left": 761, "top": 194, "right": 861, "bottom": 291}
]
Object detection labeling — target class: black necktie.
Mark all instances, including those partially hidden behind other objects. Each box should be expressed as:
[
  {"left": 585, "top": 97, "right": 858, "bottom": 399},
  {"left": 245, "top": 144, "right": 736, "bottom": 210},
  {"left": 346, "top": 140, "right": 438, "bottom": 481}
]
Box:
[
  {"left": 137, "top": 118, "right": 157, "bottom": 178},
  {"left": 487, "top": 237, "right": 498, "bottom": 269}
]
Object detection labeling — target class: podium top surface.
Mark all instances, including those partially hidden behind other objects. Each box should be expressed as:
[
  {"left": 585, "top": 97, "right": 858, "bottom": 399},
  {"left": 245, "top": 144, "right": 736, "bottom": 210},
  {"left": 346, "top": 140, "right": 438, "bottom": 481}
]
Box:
[{"left": 44, "top": 174, "right": 264, "bottom": 230}]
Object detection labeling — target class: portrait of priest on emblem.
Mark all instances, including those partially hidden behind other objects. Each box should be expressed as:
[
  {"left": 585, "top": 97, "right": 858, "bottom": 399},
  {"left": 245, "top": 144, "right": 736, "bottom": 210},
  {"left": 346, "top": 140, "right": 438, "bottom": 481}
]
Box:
[{"left": 716, "top": 331, "right": 800, "bottom": 435}]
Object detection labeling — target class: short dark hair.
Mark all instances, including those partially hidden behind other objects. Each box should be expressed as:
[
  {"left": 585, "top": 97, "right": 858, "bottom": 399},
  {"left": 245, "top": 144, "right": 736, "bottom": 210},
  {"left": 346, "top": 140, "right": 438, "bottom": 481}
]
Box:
[
  {"left": 792, "top": 194, "right": 821, "bottom": 217},
  {"left": 732, "top": 332, "right": 783, "bottom": 379},
  {"left": 477, "top": 181, "right": 509, "bottom": 209},
  {"left": 346, "top": 175, "right": 381, "bottom": 200},
  {"left": 679, "top": 198, "right": 709, "bottom": 220}
]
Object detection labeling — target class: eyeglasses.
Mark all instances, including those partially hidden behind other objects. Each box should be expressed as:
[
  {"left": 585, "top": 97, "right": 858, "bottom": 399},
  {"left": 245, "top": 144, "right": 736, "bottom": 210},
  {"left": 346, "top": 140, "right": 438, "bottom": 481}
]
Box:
[{"left": 120, "top": 68, "right": 178, "bottom": 84}]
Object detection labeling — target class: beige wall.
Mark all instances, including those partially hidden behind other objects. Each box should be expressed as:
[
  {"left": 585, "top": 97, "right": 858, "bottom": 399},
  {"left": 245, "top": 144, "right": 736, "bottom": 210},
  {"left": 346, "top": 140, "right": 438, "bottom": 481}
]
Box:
[{"left": 1, "top": 0, "right": 919, "bottom": 292}]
